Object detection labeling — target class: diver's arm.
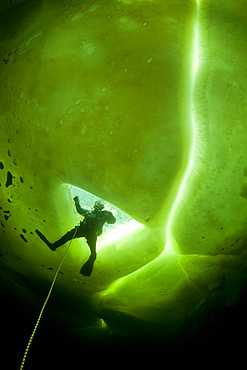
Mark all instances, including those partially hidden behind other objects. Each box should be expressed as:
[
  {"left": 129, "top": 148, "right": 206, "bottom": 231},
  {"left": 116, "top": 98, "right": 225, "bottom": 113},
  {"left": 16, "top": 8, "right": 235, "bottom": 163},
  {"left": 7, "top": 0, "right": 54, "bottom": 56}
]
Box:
[
  {"left": 104, "top": 211, "right": 116, "bottom": 224},
  {"left": 110, "top": 214, "right": 117, "bottom": 224},
  {"left": 73, "top": 196, "right": 89, "bottom": 216}
]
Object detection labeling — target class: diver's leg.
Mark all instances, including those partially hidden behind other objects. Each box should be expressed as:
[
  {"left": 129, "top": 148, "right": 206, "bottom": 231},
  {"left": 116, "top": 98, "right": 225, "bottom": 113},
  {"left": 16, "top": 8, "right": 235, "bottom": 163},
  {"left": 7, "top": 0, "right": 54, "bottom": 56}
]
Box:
[
  {"left": 35, "top": 227, "right": 78, "bottom": 251},
  {"left": 80, "top": 234, "right": 97, "bottom": 276},
  {"left": 52, "top": 228, "right": 78, "bottom": 250}
]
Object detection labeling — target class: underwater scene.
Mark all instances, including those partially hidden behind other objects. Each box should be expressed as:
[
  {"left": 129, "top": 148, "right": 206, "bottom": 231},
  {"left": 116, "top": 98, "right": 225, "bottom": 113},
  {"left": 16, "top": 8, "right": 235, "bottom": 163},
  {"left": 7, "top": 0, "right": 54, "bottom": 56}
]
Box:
[{"left": 0, "top": 0, "right": 247, "bottom": 368}]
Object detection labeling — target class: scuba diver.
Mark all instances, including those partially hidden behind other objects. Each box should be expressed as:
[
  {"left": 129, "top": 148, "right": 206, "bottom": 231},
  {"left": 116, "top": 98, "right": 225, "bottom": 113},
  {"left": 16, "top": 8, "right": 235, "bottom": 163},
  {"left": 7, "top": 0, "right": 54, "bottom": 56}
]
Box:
[{"left": 35, "top": 196, "right": 116, "bottom": 276}]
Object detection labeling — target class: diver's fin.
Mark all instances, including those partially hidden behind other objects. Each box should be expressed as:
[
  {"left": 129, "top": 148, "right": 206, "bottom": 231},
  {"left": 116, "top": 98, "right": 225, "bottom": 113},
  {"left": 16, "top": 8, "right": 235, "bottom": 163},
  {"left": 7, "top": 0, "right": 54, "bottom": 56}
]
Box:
[
  {"left": 80, "top": 255, "right": 96, "bottom": 276},
  {"left": 35, "top": 229, "right": 56, "bottom": 251}
]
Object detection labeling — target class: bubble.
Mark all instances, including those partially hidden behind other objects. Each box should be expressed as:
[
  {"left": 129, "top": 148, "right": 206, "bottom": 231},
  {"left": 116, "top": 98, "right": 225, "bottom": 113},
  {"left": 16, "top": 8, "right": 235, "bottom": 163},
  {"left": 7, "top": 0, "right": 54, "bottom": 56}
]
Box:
[
  {"left": 80, "top": 108, "right": 85, "bottom": 113},
  {"left": 70, "top": 10, "right": 84, "bottom": 22},
  {"left": 88, "top": 4, "right": 98, "bottom": 12},
  {"left": 104, "top": 105, "right": 110, "bottom": 112},
  {"left": 80, "top": 40, "right": 86, "bottom": 48},
  {"left": 34, "top": 121, "right": 42, "bottom": 128},
  {"left": 58, "top": 119, "right": 63, "bottom": 126},
  {"left": 67, "top": 107, "right": 73, "bottom": 115},
  {"left": 119, "top": 15, "right": 130, "bottom": 24},
  {"left": 147, "top": 56, "right": 154, "bottom": 63},
  {"left": 143, "top": 21, "right": 149, "bottom": 27},
  {"left": 109, "top": 130, "right": 113, "bottom": 136},
  {"left": 81, "top": 125, "right": 87, "bottom": 135},
  {"left": 86, "top": 45, "right": 96, "bottom": 56},
  {"left": 74, "top": 99, "right": 81, "bottom": 105},
  {"left": 101, "top": 87, "right": 107, "bottom": 93}
]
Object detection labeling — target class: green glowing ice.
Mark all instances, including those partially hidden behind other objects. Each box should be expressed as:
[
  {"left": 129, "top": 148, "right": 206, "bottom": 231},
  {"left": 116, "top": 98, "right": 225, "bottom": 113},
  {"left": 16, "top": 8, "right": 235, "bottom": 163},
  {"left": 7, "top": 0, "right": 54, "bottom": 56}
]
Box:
[{"left": 0, "top": 0, "right": 247, "bottom": 339}]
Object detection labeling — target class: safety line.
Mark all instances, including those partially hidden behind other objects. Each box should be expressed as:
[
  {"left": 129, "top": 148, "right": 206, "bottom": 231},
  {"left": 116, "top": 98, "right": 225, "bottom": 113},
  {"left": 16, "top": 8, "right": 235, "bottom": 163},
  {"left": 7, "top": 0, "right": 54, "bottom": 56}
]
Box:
[{"left": 19, "top": 226, "right": 79, "bottom": 370}]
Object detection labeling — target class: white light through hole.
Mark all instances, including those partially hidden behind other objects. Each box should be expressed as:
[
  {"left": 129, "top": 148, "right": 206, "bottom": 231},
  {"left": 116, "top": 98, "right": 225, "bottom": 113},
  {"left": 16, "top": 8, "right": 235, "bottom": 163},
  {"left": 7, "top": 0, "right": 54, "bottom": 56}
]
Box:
[{"left": 68, "top": 185, "right": 141, "bottom": 245}]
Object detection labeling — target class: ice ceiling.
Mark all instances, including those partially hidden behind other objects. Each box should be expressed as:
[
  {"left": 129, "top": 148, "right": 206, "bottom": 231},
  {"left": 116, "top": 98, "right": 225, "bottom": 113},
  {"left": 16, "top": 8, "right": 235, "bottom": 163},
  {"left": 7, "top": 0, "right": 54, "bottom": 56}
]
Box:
[{"left": 0, "top": 0, "right": 247, "bottom": 340}]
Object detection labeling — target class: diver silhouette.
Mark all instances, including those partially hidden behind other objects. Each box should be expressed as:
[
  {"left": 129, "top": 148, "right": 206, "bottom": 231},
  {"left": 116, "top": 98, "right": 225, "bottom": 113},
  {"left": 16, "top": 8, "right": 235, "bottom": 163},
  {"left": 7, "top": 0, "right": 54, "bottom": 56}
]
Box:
[{"left": 35, "top": 196, "right": 116, "bottom": 276}]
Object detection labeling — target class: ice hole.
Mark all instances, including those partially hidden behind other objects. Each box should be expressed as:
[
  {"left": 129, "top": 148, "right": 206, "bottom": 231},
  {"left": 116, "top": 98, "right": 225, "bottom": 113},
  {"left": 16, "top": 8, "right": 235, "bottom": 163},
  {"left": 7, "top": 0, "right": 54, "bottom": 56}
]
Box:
[{"left": 68, "top": 185, "right": 140, "bottom": 244}]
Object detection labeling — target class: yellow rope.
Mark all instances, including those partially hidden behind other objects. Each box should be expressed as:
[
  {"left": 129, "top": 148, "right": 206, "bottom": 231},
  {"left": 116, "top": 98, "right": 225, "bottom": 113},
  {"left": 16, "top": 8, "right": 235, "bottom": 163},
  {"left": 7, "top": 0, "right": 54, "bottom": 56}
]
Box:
[{"left": 20, "top": 226, "right": 79, "bottom": 370}]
